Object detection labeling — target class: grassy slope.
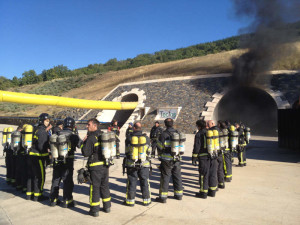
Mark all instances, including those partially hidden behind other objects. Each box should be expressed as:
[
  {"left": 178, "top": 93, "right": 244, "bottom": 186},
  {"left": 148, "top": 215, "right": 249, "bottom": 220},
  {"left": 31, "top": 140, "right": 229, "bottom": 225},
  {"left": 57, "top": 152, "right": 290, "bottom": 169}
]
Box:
[{"left": 1, "top": 40, "right": 300, "bottom": 117}]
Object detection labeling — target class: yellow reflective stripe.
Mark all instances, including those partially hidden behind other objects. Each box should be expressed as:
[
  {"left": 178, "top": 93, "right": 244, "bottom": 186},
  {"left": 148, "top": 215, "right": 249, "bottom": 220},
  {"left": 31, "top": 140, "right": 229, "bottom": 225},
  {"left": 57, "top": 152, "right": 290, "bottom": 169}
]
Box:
[
  {"left": 34, "top": 192, "right": 42, "bottom": 196},
  {"left": 89, "top": 161, "right": 104, "bottom": 167},
  {"left": 209, "top": 186, "right": 217, "bottom": 191},
  {"left": 225, "top": 148, "right": 230, "bottom": 151},
  {"left": 157, "top": 141, "right": 163, "bottom": 148},
  {"left": 39, "top": 159, "right": 44, "bottom": 191},
  {"left": 126, "top": 200, "right": 135, "bottom": 204},
  {"left": 91, "top": 202, "right": 100, "bottom": 206},
  {"left": 200, "top": 175, "right": 204, "bottom": 192},
  {"left": 33, "top": 135, "right": 38, "bottom": 140},
  {"left": 143, "top": 162, "right": 150, "bottom": 166},
  {"left": 102, "top": 197, "right": 111, "bottom": 202},
  {"left": 26, "top": 192, "right": 33, "bottom": 196},
  {"left": 174, "top": 190, "right": 183, "bottom": 196},
  {"left": 174, "top": 190, "right": 183, "bottom": 194},
  {"left": 160, "top": 192, "right": 168, "bottom": 197},
  {"left": 161, "top": 154, "right": 173, "bottom": 159},
  {"left": 29, "top": 152, "right": 49, "bottom": 156},
  {"left": 66, "top": 199, "right": 73, "bottom": 204},
  {"left": 226, "top": 174, "right": 232, "bottom": 178},
  {"left": 143, "top": 199, "right": 151, "bottom": 204},
  {"left": 241, "top": 152, "right": 244, "bottom": 164},
  {"left": 94, "top": 142, "right": 100, "bottom": 147},
  {"left": 222, "top": 154, "right": 227, "bottom": 175},
  {"left": 199, "top": 153, "right": 208, "bottom": 157},
  {"left": 80, "top": 144, "right": 83, "bottom": 148},
  {"left": 90, "top": 185, "right": 92, "bottom": 204},
  {"left": 192, "top": 154, "right": 198, "bottom": 157}
]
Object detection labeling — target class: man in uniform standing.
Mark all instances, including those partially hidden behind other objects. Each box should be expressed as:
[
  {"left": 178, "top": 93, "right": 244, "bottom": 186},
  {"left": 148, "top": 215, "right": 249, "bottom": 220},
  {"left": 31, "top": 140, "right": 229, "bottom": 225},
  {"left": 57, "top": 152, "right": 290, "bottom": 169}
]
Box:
[
  {"left": 27, "top": 113, "right": 51, "bottom": 201},
  {"left": 156, "top": 118, "right": 183, "bottom": 203},
  {"left": 123, "top": 122, "right": 152, "bottom": 207},
  {"left": 150, "top": 121, "right": 162, "bottom": 158},
  {"left": 49, "top": 117, "right": 82, "bottom": 207},
  {"left": 82, "top": 118, "right": 111, "bottom": 217}
]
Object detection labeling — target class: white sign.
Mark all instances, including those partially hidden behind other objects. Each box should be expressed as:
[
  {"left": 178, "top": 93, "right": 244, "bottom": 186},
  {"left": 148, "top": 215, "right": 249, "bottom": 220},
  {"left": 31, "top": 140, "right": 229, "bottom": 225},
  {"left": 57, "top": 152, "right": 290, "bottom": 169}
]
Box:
[{"left": 157, "top": 109, "right": 178, "bottom": 120}]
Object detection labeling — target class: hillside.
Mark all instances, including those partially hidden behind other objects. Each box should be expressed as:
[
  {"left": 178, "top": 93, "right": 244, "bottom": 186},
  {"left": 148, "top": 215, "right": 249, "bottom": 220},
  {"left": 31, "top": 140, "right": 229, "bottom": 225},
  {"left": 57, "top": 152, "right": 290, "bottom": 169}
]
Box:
[{"left": 1, "top": 40, "right": 300, "bottom": 117}]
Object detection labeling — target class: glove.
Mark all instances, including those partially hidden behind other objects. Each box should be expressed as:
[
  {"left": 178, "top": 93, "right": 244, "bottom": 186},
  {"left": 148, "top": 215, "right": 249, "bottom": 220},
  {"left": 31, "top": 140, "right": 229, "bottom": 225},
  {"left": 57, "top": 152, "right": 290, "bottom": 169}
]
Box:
[
  {"left": 77, "top": 168, "right": 86, "bottom": 184},
  {"left": 192, "top": 157, "right": 198, "bottom": 166}
]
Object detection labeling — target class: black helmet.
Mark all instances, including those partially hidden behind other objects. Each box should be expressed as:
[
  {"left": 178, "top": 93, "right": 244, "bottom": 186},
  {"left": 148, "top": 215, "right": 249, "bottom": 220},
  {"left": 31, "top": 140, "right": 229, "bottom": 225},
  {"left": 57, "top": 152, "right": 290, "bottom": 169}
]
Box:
[
  {"left": 63, "top": 117, "right": 75, "bottom": 129},
  {"left": 38, "top": 113, "right": 50, "bottom": 125}
]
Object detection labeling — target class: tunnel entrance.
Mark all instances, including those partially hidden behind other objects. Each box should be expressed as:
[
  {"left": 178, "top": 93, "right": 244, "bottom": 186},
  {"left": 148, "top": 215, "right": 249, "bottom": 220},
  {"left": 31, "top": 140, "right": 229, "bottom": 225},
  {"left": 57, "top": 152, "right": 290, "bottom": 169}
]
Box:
[
  {"left": 214, "top": 87, "right": 278, "bottom": 136},
  {"left": 112, "top": 94, "right": 138, "bottom": 128}
]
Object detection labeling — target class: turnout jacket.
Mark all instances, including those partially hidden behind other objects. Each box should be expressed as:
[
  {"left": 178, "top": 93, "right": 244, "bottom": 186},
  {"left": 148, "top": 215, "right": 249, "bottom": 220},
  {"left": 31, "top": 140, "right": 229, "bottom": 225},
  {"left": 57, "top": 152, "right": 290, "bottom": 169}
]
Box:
[
  {"left": 108, "top": 125, "right": 120, "bottom": 142},
  {"left": 31, "top": 125, "right": 50, "bottom": 156},
  {"left": 125, "top": 130, "right": 151, "bottom": 167},
  {"left": 81, "top": 130, "right": 105, "bottom": 169},
  {"left": 157, "top": 127, "right": 178, "bottom": 161},
  {"left": 150, "top": 126, "right": 162, "bottom": 140},
  {"left": 192, "top": 128, "right": 208, "bottom": 157}
]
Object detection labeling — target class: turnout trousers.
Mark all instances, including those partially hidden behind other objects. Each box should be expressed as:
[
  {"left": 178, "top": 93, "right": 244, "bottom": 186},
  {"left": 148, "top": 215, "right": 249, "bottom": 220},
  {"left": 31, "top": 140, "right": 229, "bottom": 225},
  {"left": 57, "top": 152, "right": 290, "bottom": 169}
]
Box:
[
  {"left": 198, "top": 155, "right": 210, "bottom": 195},
  {"left": 237, "top": 146, "right": 247, "bottom": 166},
  {"left": 26, "top": 156, "right": 46, "bottom": 198},
  {"left": 151, "top": 140, "right": 158, "bottom": 157},
  {"left": 125, "top": 167, "right": 151, "bottom": 205},
  {"left": 217, "top": 153, "right": 225, "bottom": 186},
  {"left": 159, "top": 160, "right": 183, "bottom": 199},
  {"left": 209, "top": 157, "right": 218, "bottom": 194},
  {"left": 50, "top": 159, "right": 74, "bottom": 204},
  {"left": 5, "top": 150, "right": 14, "bottom": 184},
  {"left": 89, "top": 166, "right": 111, "bottom": 213},
  {"left": 15, "top": 153, "right": 27, "bottom": 190},
  {"left": 223, "top": 150, "right": 232, "bottom": 180}
]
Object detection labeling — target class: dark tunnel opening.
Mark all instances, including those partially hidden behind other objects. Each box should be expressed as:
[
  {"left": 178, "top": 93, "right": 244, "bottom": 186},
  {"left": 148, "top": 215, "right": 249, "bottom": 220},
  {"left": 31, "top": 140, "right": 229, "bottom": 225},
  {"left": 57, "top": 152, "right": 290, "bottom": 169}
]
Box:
[
  {"left": 214, "top": 87, "right": 278, "bottom": 136},
  {"left": 112, "top": 94, "right": 138, "bottom": 128}
]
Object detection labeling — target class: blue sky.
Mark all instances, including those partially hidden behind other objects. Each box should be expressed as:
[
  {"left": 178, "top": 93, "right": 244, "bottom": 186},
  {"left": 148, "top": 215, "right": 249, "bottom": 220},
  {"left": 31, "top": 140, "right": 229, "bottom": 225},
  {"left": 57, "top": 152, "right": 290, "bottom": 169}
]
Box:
[{"left": 0, "top": 0, "right": 248, "bottom": 79}]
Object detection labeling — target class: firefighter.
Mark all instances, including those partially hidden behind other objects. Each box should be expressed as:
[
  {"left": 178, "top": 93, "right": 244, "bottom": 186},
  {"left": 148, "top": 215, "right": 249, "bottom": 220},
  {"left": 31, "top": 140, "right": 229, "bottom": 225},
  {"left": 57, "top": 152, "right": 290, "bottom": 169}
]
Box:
[
  {"left": 192, "top": 120, "right": 210, "bottom": 199},
  {"left": 150, "top": 121, "right": 162, "bottom": 158},
  {"left": 125, "top": 122, "right": 133, "bottom": 138},
  {"left": 236, "top": 123, "right": 247, "bottom": 167},
  {"left": 27, "top": 113, "right": 52, "bottom": 201},
  {"left": 3, "top": 127, "right": 14, "bottom": 185},
  {"left": 52, "top": 120, "right": 63, "bottom": 135},
  {"left": 82, "top": 118, "right": 111, "bottom": 217},
  {"left": 108, "top": 120, "right": 120, "bottom": 159},
  {"left": 206, "top": 120, "right": 220, "bottom": 197},
  {"left": 219, "top": 121, "right": 232, "bottom": 182},
  {"left": 49, "top": 117, "right": 82, "bottom": 207},
  {"left": 156, "top": 118, "right": 183, "bottom": 203},
  {"left": 123, "top": 122, "right": 152, "bottom": 207}
]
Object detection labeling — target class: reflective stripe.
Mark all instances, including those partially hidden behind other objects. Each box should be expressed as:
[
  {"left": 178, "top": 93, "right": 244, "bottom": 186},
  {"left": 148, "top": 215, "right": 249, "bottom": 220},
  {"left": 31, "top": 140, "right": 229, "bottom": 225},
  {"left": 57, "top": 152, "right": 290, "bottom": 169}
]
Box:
[
  {"left": 26, "top": 192, "right": 33, "bottom": 196},
  {"left": 80, "top": 144, "right": 83, "bottom": 148},
  {"left": 34, "top": 192, "right": 42, "bottom": 197},
  {"left": 157, "top": 141, "right": 164, "bottom": 149},
  {"left": 160, "top": 154, "right": 173, "bottom": 161},
  {"left": 192, "top": 154, "right": 198, "bottom": 157},
  {"left": 174, "top": 190, "right": 183, "bottom": 196},
  {"left": 126, "top": 199, "right": 135, "bottom": 205},
  {"left": 201, "top": 190, "right": 208, "bottom": 193},
  {"left": 89, "top": 161, "right": 104, "bottom": 167},
  {"left": 29, "top": 152, "right": 49, "bottom": 157},
  {"left": 241, "top": 152, "right": 244, "bottom": 164},
  {"left": 164, "top": 141, "right": 171, "bottom": 147},
  {"left": 94, "top": 142, "right": 100, "bottom": 147},
  {"left": 143, "top": 198, "right": 151, "bottom": 204},
  {"left": 90, "top": 185, "right": 94, "bottom": 206},
  {"left": 199, "top": 153, "right": 208, "bottom": 157},
  {"left": 65, "top": 199, "right": 73, "bottom": 204},
  {"left": 33, "top": 135, "right": 38, "bottom": 140},
  {"left": 209, "top": 186, "right": 217, "bottom": 191},
  {"left": 219, "top": 183, "right": 224, "bottom": 185},
  {"left": 91, "top": 201, "right": 100, "bottom": 206},
  {"left": 200, "top": 175, "right": 204, "bottom": 193},
  {"left": 222, "top": 154, "right": 227, "bottom": 175},
  {"left": 102, "top": 197, "right": 111, "bottom": 202},
  {"left": 160, "top": 192, "right": 168, "bottom": 197},
  {"left": 225, "top": 148, "right": 230, "bottom": 151},
  {"left": 39, "top": 159, "right": 44, "bottom": 191},
  {"left": 226, "top": 174, "right": 232, "bottom": 178}
]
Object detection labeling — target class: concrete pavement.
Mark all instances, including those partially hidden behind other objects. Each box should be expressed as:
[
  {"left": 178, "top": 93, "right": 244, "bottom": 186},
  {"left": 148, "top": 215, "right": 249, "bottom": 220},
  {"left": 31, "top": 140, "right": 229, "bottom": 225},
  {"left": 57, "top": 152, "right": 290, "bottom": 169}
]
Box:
[{"left": 0, "top": 124, "right": 300, "bottom": 225}]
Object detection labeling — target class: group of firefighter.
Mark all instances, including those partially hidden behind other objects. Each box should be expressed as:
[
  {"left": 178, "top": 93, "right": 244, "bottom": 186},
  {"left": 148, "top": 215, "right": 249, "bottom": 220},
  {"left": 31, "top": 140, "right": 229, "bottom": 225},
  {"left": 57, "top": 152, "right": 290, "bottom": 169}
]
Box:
[{"left": 1, "top": 113, "right": 250, "bottom": 217}]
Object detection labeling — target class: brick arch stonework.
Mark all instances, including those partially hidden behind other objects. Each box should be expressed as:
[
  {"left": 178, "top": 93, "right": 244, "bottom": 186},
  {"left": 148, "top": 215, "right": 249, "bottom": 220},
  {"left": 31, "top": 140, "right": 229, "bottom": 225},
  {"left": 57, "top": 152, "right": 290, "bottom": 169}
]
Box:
[
  {"left": 201, "top": 88, "right": 291, "bottom": 121},
  {"left": 96, "top": 88, "right": 146, "bottom": 130}
]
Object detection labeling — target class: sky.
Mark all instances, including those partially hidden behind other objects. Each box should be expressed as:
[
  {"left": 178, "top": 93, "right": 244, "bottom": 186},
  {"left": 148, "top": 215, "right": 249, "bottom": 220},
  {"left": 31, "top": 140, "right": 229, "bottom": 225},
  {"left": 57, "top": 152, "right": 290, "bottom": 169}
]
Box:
[{"left": 0, "top": 0, "right": 248, "bottom": 79}]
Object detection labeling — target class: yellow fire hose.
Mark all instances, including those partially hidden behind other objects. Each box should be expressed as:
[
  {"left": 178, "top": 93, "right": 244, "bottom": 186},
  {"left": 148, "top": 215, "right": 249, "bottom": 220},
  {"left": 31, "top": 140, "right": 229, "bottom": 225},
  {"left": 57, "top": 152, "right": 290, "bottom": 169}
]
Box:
[{"left": 0, "top": 90, "right": 137, "bottom": 110}]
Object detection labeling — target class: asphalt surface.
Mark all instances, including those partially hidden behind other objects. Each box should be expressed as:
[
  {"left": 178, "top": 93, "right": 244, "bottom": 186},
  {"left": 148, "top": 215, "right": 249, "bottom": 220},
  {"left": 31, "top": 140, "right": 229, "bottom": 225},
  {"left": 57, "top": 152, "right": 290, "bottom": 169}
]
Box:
[{"left": 0, "top": 124, "right": 300, "bottom": 225}]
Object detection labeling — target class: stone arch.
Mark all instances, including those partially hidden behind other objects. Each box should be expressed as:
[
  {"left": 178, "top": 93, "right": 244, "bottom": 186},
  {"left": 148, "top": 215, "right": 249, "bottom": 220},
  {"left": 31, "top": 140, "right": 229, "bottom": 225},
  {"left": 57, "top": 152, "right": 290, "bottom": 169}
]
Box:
[
  {"left": 201, "top": 87, "right": 290, "bottom": 136},
  {"left": 97, "top": 88, "right": 146, "bottom": 129}
]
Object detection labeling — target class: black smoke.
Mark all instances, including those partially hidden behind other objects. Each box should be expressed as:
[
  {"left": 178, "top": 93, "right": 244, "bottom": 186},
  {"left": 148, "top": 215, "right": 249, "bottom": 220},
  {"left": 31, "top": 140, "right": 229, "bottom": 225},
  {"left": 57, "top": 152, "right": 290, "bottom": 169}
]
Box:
[{"left": 231, "top": 0, "right": 300, "bottom": 86}]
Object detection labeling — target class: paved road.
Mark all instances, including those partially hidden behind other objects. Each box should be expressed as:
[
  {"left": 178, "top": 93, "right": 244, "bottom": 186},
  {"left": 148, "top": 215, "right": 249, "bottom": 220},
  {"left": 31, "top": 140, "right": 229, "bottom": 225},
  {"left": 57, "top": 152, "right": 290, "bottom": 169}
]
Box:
[{"left": 0, "top": 124, "right": 300, "bottom": 225}]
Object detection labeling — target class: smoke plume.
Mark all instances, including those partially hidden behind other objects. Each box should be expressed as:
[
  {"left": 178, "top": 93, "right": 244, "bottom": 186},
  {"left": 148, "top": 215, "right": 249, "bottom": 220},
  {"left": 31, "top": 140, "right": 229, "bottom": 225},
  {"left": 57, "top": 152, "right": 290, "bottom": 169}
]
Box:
[{"left": 231, "top": 0, "right": 300, "bottom": 86}]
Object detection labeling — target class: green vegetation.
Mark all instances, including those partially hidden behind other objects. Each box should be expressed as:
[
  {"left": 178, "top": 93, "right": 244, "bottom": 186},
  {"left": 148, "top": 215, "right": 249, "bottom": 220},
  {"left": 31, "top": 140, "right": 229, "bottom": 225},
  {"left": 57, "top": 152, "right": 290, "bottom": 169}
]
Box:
[{"left": 0, "top": 36, "right": 240, "bottom": 90}]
